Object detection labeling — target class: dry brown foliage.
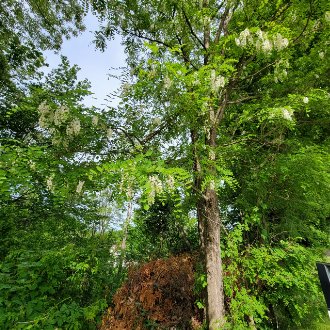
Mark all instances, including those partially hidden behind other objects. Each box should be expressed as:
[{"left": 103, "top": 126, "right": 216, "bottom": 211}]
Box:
[{"left": 100, "top": 255, "right": 200, "bottom": 329}]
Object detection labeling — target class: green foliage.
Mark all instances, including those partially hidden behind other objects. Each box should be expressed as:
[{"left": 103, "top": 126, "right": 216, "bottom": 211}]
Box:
[
  {"left": 222, "top": 224, "right": 327, "bottom": 329},
  {"left": 1, "top": 0, "right": 329, "bottom": 328},
  {"left": 0, "top": 238, "right": 119, "bottom": 329}
]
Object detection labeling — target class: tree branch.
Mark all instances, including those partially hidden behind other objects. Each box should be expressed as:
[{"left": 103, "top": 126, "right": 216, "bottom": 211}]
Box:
[
  {"left": 181, "top": 7, "right": 206, "bottom": 50},
  {"left": 214, "top": 6, "right": 230, "bottom": 44},
  {"left": 123, "top": 29, "right": 173, "bottom": 49}
]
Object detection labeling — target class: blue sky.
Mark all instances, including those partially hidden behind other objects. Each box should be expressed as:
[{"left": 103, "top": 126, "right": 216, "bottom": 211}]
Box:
[{"left": 43, "top": 13, "right": 126, "bottom": 108}]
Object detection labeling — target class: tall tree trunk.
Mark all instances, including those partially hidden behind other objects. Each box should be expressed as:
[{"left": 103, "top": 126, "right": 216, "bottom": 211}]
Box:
[
  {"left": 203, "top": 186, "right": 225, "bottom": 329},
  {"left": 203, "top": 125, "right": 225, "bottom": 329},
  {"left": 192, "top": 123, "right": 225, "bottom": 328}
]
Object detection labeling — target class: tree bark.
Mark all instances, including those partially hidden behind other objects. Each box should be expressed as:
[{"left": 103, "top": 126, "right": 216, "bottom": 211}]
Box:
[
  {"left": 204, "top": 125, "right": 225, "bottom": 329},
  {"left": 192, "top": 123, "right": 225, "bottom": 328},
  {"left": 204, "top": 186, "right": 225, "bottom": 330}
]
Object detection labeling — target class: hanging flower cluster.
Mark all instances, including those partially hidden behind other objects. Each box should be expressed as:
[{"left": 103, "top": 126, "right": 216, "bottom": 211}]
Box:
[
  {"left": 147, "top": 175, "right": 163, "bottom": 205},
  {"left": 274, "top": 59, "right": 290, "bottom": 83},
  {"left": 38, "top": 102, "right": 53, "bottom": 129},
  {"left": 92, "top": 115, "right": 99, "bottom": 126},
  {"left": 163, "top": 76, "right": 172, "bottom": 90},
  {"left": 46, "top": 175, "right": 54, "bottom": 192},
  {"left": 235, "top": 28, "right": 289, "bottom": 54},
  {"left": 53, "top": 105, "right": 69, "bottom": 126},
  {"left": 38, "top": 102, "right": 84, "bottom": 147},
  {"left": 147, "top": 174, "right": 176, "bottom": 205},
  {"left": 76, "top": 180, "right": 85, "bottom": 194},
  {"left": 210, "top": 70, "right": 226, "bottom": 94},
  {"left": 66, "top": 118, "right": 81, "bottom": 136},
  {"left": 268, "top": 106, "right": 294, "bottom": 122},
  {"left": 166, "top": 175, "right": 175, "bottom": 190}
]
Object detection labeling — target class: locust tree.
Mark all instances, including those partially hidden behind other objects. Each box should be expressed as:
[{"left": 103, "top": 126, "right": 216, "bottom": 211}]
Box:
[{"left": 90, "top": 0, "right": 329, "bottom": 327}]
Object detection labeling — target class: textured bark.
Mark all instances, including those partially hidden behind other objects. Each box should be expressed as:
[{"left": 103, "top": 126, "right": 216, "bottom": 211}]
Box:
[
  {"left": 204, "top": 187, "right": 225, "bottom": 330},
  {"left": 192, "top": 123, "right": 225, "bottom": 328}
]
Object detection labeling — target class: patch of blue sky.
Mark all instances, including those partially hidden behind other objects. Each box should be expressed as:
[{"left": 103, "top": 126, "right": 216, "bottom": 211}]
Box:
[{"left": 43, "top": 12, "right": 126, "bottom": 109}]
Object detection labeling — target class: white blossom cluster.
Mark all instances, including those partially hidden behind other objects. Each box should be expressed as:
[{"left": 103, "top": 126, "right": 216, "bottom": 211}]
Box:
[
  {"left": 121, "top": 83, "right": 131, "bottom": 96},
  {"left": 235, "top": 28, "right": 289, "bottom": 54},
  {"left": 274, "top": 59, "right": 290, "bottom": 83},
  {"left": 28, "top": 160, "right": 36, "bottom": 171},
  {"left": 152, "top": 117, "right": 162, "bottom": 125},
  {"left": 38, "top": 102, "right": 83, "bottom": 146},
  {"left": 235, "top": 28, "right": 253, "bottom": 47},
  {"left": 38, "top": 102, "right": 53, "bottom": 128},
  {"left": 281, "top": 108, "right": 293, "bottom": 121},
  {"left": 66, "top": 118, "right": 81, "bottom": 136},
  {"left": 166, "top": 175, "right": 175, "bottom": 190},
  {"left": 92, "top": 115, "right": 99, "bottom": 126},
  {"left": 303, "top": 97, "right": 309, "bottom": 104},
  {"left": 46, "top": 175, "right": 54, "bottom": 191},
  {"left": 272, "top": 33, "right": 289, "bottom": 51},
  {"left": 163, "top": 76, "right": 172, "bottom": 90},
  {"left": 210, "top": 70, "right": 225, "bottom": 93},
  {"left": 107, "top": 128, "right": 113, "bottom": 139},
  {"left": 76, "top": 180, "right": 85, "bottom": 194},
  {"left": 148, "top": 175, "right": 163, "bottom": 205},
  {"left": 269, "top": 107, "right": 294, "bottom": 121},
  {"left": 54, "top": 105, "right": 69, "bottom": 126}
]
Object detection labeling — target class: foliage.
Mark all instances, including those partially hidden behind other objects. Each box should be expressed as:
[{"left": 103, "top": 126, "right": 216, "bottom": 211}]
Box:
[
  {"left": 1, "top": 0, "right": 329, "bottom": 328},
  {"left": 0, "top": 238, "right": 119, "bottom": 329},
  {"left": 222, "top": 224, "right": 326, "bottom": 329}
]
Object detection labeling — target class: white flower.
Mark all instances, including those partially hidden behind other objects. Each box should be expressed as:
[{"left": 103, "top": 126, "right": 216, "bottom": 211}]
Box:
[
  {"left": 153, "top": 117, "right": 161, "bottom": 125},
  {"left": 273, "top": 33, "right": 289, "bottom": 50},
  {"left": 66, "top": 118, "right": 81, "bottom": 136},
  {"left": 166, "top": 175, "right": 175, "bottom": 190},
  {"left": 282, "top": 108, "right": 293, "bottom": 121},
  {"left": 38, "top": 102, "right": 52, "bottom": 128},
  {"left": 76, "top": 180, "right": 85, "bottom": 194},
  {"left": 28, "top": 160, "right": 36, "bottom": 171},
  {"left": 238, "top": 28, "right": 251, "bottom": 47},
  {"left": 209, "top": 149, "right": 216, "bottom": 160},
  {"left": 149, "top": 175, "right": 163, "bottom": 193},
  {"left": 303, "top": 97, "right": 309, "bottom": 104},
  {"left": 163, "top": 76, "right": 172, "bottom": 89},
  {"left": 92, "top": 115, "right": 99, "bottom": 126},
  {"left": 122, "top": 83, "right": 131, "bottom": 95},
  {"left": 210, "top": 70, "right": 225, "bottom": 93},
  {"left": 46, "top": 176, "right": 54, "bottom": 191},
  {"left": 319, "top": 51, "right": 325, "bottom": 59},
  {"left": 148, "top": 175, "right": 163, "bottom": 205},
  {"left": 54, "top": 105, "right": 69, "bottom": 126},
  {"left": 38, "top": 101, "right": 50, "bottom": 115},
  {"left": 209, "top": 180, "right": 215, "bottom": 190},
  {"left": 261, "top": 39, "right": 272, "bottom": 53},
  {"left": 52, "top": 135, "right": 61, "bottom": 146},
  {"left": 256, "top": 29, "right": 265, "bottom": 40},
  {"left": 107, "top": 128, "right": 113, "bottom": 139}
]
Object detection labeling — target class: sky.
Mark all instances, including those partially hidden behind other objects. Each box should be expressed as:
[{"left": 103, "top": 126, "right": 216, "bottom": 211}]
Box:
[{"left": 43, "top": 13, "right": 126, "bottom": 108}]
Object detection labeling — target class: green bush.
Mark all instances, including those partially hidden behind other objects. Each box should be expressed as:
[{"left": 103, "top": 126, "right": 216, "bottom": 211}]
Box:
[{"left": 0, "top": 241, "right": 120, "bottom": 329}]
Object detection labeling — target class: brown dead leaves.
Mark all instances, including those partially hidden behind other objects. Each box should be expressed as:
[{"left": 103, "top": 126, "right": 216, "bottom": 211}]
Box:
[{"left": 100, "top": 255, "right": 197, "bottom": 329}]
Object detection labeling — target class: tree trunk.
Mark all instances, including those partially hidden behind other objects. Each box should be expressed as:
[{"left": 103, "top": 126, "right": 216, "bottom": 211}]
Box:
[
  {"left": 203, "top": 186, "right": 225, "bottom": 329},
  {"left": 192, "top": 123, "right": 225, "bottom": 328}
]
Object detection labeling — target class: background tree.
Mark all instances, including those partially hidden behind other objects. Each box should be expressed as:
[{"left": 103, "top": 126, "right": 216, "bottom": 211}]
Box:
[{"left": 90, "top": 0, "right": 330, "bottom": 327}]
